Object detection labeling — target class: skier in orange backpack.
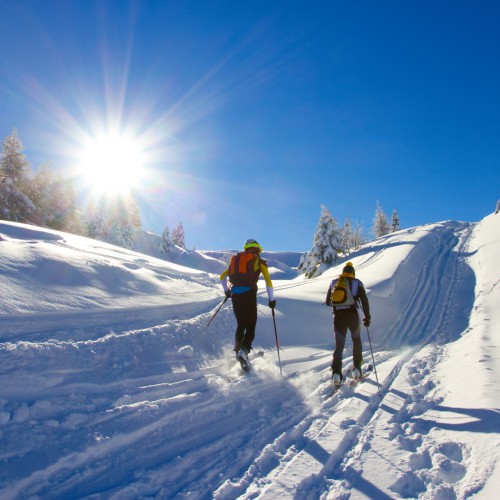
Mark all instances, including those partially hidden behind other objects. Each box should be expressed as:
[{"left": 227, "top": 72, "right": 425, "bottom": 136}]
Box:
[{"left": 220, "top": 239, "right": 276, "bottom": 366}]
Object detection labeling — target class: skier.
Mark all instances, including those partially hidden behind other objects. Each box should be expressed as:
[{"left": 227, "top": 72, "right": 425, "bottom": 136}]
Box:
[
  {"left": 325, "top": 261, "right": 371, "bottom": 385},
  {"left": 495, "top": 199, "right": 500, "bottom": 214},
  {"left": 220, "top": 239, "right": 276, "bottom": 367}
]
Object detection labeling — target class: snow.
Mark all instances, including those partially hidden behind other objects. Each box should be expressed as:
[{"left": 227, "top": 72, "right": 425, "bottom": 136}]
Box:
[{"left": 0, "top": 215, "right": 499, "bottom": 499}]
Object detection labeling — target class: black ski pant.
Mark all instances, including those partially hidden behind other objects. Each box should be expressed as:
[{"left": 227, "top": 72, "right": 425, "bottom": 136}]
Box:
[
  {"left": 332, "top": 308, "right": 362, "bottom": 376},
  {"left": 231, "top": 290, "right": 258, "bottom": 353}
]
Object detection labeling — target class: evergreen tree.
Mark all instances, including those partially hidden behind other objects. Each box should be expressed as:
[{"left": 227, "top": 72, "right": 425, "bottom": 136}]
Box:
[
  {"left": 28, "top": 163, "right": 51, "bottom": 227},
  {"left": 341, "top": 216, "right": 353, "bottom": 255},
  {"left": 391, "top": 209, "right": 400, "bottom": 232},
  {"left": 84, "top": 199, "right": 108, "bottom": 240},
  {"left": 0, "top": 130, "right": 35, "bottom": 222},
  {"left": 84, "top": 193, "right": 141, "bottom": 249},
  {"left": 65, "top": 208, "right": 86, "bottom": 236},
  {"left": 351, "top": 222, "right": 364, "bottom": 251},
  {"left": 106, "top": 194, "right": 142, "bottom": 249},
  {"left": 372, "top": 202, "right": 391, "bottom": 238},
  {"left": 299, "top": 205, "right": 342, "bottom": 277},
  {"left": 339, "top": 217, "right": 365, "bottom": 254},
  {"left": 29, "top": 163, "right": 78, "bottom": 231},
  {"left": 159, "top": 226, "right": 171, "bottom": 254},
  {"left": 172, "top": 222, "right": 186, "bottom": 249}
]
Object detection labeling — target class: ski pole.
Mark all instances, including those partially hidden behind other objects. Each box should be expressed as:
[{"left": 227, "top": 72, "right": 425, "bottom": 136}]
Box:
[
  {"left": 271, "top": 308, "right": 283, "bottom": 376},
  {"left": 206, "top": 297, "right": 228, "bottom": 327},
  {"left": 366, "top": 326, "right": 381, "bottom": 395}
]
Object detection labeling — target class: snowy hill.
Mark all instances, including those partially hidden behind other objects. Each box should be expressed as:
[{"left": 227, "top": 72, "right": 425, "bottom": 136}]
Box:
[
  {"left": 133, "top": 230, "right": 302, "bottom": 280},
  {"left": 0, "top": 215, "right": 499, "bottom": 499}
]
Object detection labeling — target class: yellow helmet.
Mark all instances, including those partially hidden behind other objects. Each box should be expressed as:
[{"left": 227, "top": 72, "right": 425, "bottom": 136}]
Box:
[{"left": 243, "top": 239, "right": 263, "bottom": 253}]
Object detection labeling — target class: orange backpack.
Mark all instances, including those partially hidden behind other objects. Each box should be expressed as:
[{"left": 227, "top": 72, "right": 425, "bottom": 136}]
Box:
[{"left": 229, "top": 251, "right": 261, "bottom": 286}]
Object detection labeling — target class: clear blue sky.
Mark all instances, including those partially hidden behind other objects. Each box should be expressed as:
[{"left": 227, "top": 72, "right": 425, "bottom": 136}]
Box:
[{"left": 1, "top": 1, "right": 499, "bottom": 251}]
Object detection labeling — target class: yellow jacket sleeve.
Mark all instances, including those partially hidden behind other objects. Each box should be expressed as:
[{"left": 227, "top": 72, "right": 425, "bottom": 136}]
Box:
[
  {"left": 219, "top": 268, "right": 229, "bottom": 292},
  {"left": 260, "top": 261, "right": 274, "bottom": 301}
]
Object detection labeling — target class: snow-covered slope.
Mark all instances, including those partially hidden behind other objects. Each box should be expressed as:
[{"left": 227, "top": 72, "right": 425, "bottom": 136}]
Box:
[
  {"left": 0, "top": 215, "right": 498, "bottom": 499},
  {"left": 133, "top": 230, "right": 302, "bottom": 279}
]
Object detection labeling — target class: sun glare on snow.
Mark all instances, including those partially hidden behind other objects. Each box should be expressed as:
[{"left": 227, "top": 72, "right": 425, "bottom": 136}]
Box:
[{"left": 77, "top": 133, "right": 146, "bottom": 195}]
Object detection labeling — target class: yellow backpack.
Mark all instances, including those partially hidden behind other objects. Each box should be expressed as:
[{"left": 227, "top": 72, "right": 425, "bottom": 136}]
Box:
[{"left": 331, "top": 276, "right": 357, "bottom": 307}]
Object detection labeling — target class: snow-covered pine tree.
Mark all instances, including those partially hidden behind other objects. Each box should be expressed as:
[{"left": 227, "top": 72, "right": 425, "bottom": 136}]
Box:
[
  {"left": 84, "top": 193, "right": 141, "bottom": 249},
  {"left": 29, "top": 163, "right": 78, "bottom": 231},
  {"left": 106, "top": 194, "right": 141, "bottom": 249},
  {"left": 85, "top": 199, "right": 108, "bottom": 240},
  {"left": 341, "top": 216, "right": 353, "bottom": 255},
  {"left": 372, "top": 202, "right": 391, "bottom": 238},
  {"left": 297, "top": 251, "right": 310, "bottom": 274},
  {"left": 298, "top": 205, "right": 342, "bottom": 278},
  {"left": 339, "top": 217, "right": 365, "bottom": 254},
  {"left": 172, "top": 222, "right": 186, "bottom": 249},
  {"left": 351, "top": 222, "right": 364, "bottom": 251},
  {"left": 110, "top": 219, "right": 135, "bottom": 249},
  {"left": 159, "top": 226, "right": 171, "bottom": 253},
  {"left": 0, "top": 130, "right": 35, "bottom": 222},
  {"left": 28, "top": 163, "right": 51, "bottom": 227},
  {"left": 391, "top": 209, "right": 400, "bottom": 232},
  {"left": 64, "top": 208, "right": 86, "bottom": 236}
]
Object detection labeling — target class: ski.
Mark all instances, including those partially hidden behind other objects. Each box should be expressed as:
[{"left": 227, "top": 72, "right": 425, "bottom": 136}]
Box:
[
  {"left": 348, "top": 364, "right": 373, "bottom": 387},
  {"left": 331, "top": 368, "right": 351, "bottom": 393},
  {"left": 234, "top": 349, "right": 264, "bottom": 373},
  {"left": 329, "top": 364, "right": 373, "bottom": 396}
]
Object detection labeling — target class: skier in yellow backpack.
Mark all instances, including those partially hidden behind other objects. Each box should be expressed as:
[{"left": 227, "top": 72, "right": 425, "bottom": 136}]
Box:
[{"left": 325, "top": 261, "right": 371, "bottom": 385}]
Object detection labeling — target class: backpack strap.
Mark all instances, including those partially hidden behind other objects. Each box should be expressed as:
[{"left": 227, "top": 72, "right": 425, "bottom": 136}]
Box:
[{"left": 351, "top": 278, "right": 359, "bottom": 297}]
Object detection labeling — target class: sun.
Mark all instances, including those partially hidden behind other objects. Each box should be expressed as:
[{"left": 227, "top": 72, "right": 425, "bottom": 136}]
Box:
[{"left": 76, "top": 133, "right": 147, "bottom": 195}]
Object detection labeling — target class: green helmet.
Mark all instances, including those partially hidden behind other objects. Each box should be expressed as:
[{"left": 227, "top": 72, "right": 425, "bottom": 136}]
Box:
[{"left": 243, "top": 239, "right": 263, "bottom": 253}]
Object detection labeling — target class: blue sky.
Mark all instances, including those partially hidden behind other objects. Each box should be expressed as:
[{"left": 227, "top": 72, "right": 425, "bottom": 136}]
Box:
[{"left": 1, "top": 1, "right": 499, "bottom": 251}]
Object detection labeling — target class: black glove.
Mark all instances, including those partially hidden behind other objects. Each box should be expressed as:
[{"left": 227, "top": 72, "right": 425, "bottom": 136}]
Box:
[
  {"left": 363, "top": 317, "right": 371, "bottom": 327},
  {"left": 268, "top": 299, "right": 276, "bottom": 309},
  {"left": 225, "top": 290, "right": 232, "bottom": 299}
]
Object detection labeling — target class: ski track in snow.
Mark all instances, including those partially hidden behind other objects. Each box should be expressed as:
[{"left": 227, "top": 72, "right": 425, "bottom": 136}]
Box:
[
  {"left": 214, "top": 221, "right": 483, "bottom": 499},
  {"left": 1, "top": 220, "right": 497, "bottom": 499}
]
